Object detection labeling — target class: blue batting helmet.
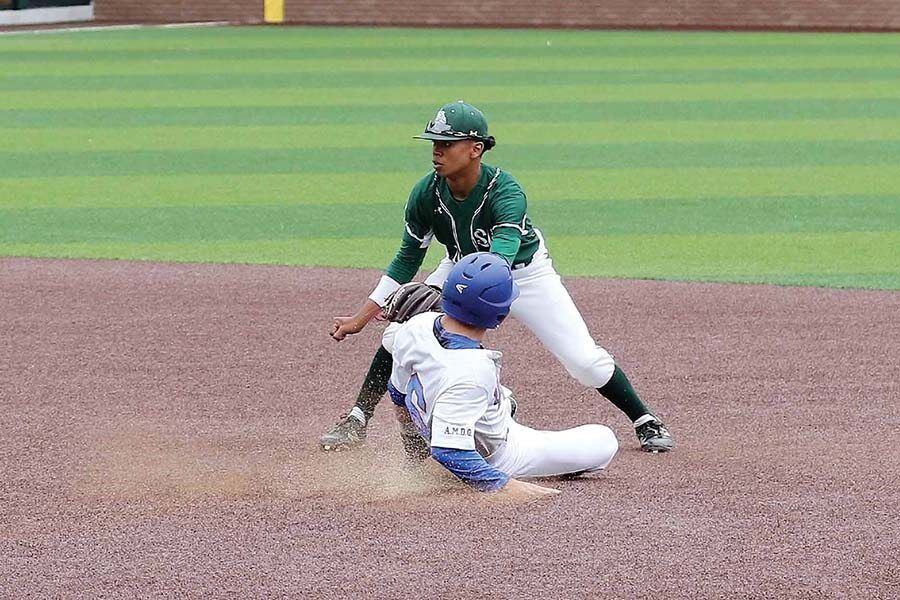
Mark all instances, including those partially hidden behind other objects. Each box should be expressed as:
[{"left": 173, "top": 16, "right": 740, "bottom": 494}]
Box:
[{"left": 441, "top": 252, "right": 519, "bottom": 329}]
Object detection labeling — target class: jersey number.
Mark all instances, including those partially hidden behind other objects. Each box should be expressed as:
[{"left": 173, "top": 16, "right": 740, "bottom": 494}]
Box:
[{"left": 406, "top": 373, "right": 430, "bottom": 438}]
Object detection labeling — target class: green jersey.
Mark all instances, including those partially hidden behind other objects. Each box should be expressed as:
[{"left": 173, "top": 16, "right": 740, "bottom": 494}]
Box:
[{"left": 385, "top": 164, "right": 539, "bottom": 283}]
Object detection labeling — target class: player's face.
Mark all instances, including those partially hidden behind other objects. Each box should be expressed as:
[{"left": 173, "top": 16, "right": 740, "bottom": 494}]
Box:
[{"left": 431, "top": 140, "right": 482, "bottom": 177}]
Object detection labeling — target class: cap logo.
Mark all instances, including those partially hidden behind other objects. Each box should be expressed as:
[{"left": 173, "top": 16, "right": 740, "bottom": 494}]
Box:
[
  {"left": 455, "top": 284, "right": 468, "bottom": 294},
  {"left": 428, "top": 109, "right": 451, "bottom": 134}
]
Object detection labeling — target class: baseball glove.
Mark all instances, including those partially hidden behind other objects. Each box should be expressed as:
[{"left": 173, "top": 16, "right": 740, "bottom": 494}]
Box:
[{"left": 383, "top": 282, "right": 442, "bottom": 323}]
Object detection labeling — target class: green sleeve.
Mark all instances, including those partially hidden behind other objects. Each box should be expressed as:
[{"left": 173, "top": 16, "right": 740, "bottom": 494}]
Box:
[
  {"left": 489, "top": 173, "right": 528, "bottom": 264},
  {"left": 490, "top": 229, "right": 521, "bottom": 265},
  {"left": 385, "top": 232, "right": 429, "bottom": 284},
  {"left": 385, "top": 176, "right": 434, "bottom": 283}
]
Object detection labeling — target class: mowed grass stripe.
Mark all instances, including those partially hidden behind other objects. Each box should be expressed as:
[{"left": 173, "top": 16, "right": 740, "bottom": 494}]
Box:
[
  {"left": 7, "top": 80, "right": 900, "bottom": 111},
  {"left": 8, "top": 119, "right": 900, "bottom": 153},
  {"left": 2, "top": 196, "right": 894, "bottom": 245},
  {"left": 1, "top": 26, "right": 897, "bottom": 290},
  {"left": 4, "top": 140, "right": 900, "bottom": 178},
  {"left": 4, "top": 166, "right": 900, "bottom": 208},
  {"left": 548, "top": 232, "right": 900, "bottom": 286},
  {"left": 6, "top": 68, "right": 900, "bottom": 92},
  {"left": 7, "top": 54, "right": 900, "bottom": 77},
  {"left": 1, "top": 27, "right": 895, "bottom": 50},
  {"left": 535, "top": 196, "right": 898, "bottom": 236},
  {"left": 0, "top": 232, "right": 895, "bottom": 289},
  {"left": 7, "top": 40, "right": 898, "bottom": 63},
  {"left": 7, "top": 99, "right": 900, "bottom": 129},
  {"left": 0, "top": 238, "right": 445, "bottom": 272}
]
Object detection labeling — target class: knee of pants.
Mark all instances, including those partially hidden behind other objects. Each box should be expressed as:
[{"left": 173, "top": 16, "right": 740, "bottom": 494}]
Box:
[
  {"left": 583, "top": 424, "right": 618, "bottom": 470},
  {"left": 562, "top": 346, "right": 616, "bottom": 388}
]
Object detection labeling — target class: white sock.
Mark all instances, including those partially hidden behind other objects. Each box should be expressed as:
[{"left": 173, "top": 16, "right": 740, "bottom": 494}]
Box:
[
  {"left": 633, "top": 414, "right": 656, "bottom": 428},
  {"left": 349, "top": 406, "right": 366, "bottom": 425}
]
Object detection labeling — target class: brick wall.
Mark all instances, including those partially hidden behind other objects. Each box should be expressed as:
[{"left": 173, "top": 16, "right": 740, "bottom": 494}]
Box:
[
  {"left": 285, "top": 0, "right": 900, "bottom": 30},
  {"left": 95, "top": 0, "right": 259, "bottom": 23},
  {"left": 94, "top": 0, "right": 900, "bottom": 30}
]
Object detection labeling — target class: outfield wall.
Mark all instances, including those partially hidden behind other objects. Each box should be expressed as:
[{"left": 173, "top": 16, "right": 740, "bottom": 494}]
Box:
[
  {"left": 282, "top": 1, "right": 900, "bottom": 30},
  {"left": 0, "top": 5, "right": 92, "bottom": 25},
  {"left": 93, "top": 0, "right": 252, "bottom": 23},
  {"left": 93, "top": 0, "right": 900, "bottom": 30}
]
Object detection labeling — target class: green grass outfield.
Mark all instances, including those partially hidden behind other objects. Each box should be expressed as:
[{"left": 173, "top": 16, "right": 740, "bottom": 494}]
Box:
[{"left": 1, "top": 25, "right": 898, "bottom": 289}]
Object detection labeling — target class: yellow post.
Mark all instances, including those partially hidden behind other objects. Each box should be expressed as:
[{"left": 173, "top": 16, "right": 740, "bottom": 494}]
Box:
[{"left": 264, "top": 0, "right": 284, "bottom": 23}]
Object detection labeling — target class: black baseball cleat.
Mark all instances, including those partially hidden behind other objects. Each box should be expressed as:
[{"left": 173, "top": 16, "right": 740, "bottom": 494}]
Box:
[
  {"left": 320, "top": 414, "right": 367, "bottom": 451},
  {"left": 635, "top": 418, "right": 675, "bottom": 453}
]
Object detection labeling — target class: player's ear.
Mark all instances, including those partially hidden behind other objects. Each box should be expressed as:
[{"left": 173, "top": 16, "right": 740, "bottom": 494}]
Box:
[{"left": 472, "top": 141, "right": 485, "bottom": 157}]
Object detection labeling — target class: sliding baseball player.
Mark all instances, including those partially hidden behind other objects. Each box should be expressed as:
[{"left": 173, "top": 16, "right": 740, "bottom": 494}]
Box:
[{"left": 385, "top": 253, "right": 618, "bottom": 499}]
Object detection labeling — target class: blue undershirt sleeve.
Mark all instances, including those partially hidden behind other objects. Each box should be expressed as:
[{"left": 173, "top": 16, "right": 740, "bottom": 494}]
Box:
[{"left": 431, "top": 446, "right": 510, "bottom": 492}]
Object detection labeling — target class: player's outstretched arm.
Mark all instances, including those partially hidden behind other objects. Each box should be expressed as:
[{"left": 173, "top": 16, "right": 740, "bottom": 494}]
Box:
[
  {"left": 331, "top": 298, "right": 383, "bottom": 341},
  {"left": 429, "top": 446, "right": 559, "bottom": 502}
]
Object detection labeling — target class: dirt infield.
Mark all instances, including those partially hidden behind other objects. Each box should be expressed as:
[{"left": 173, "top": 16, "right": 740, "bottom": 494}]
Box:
[{"left": 2, "top": 257, "right": 898, "bottom": 599}]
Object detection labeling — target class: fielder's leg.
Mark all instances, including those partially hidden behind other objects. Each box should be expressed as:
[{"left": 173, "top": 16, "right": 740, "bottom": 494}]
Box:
[
  {"left": 319, "top": 259, "right": 454, "bottom": 452},
  {"left": 599, "top": 367, "right": 674, "bottom": 452},
  {"left": 319, "top": 344, "right": 392, "bottom": 451},
  {"left": 509, "top": 252, "right": 674, "bottom": 452}
]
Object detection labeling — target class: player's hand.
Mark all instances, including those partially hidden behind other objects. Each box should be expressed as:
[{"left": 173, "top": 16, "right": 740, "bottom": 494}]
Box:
[
  {"left": 331, "top": 300, "right": 384, "bottom": 341},
  {"left": 488, "top": 478, "right": 561, "bottom": 503},
  {"left": 331, "top": 316, "right": 366, "bottom": 341}
]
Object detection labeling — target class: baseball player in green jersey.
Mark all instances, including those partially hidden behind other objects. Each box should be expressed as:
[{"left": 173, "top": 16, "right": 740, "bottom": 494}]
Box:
[{"left": 325, "top": 100, "right": 674, "bottom": 454}]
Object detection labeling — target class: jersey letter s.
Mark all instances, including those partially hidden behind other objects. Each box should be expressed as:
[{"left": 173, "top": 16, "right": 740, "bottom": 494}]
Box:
[{"left": 472, "top": 228, "right": 491, "bottom": 249}]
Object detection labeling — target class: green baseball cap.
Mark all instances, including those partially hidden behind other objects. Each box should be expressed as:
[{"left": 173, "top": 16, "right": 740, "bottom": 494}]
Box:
[{"left": 414, "top": 100, "right": 490, "bottom": 142}]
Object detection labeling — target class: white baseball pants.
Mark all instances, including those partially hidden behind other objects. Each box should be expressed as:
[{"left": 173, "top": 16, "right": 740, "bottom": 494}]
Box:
[
  {"left": 486, "top": 420, "right": 618, "bottom": 478},
  {"left": 424, "top": 233, "right": 617, "bottom": 388}
]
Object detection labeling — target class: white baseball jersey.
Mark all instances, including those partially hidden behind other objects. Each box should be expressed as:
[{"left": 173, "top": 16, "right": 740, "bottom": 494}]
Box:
[
  {"left": 384, "top": 312, "right": 511, "bottom": 456},
  {"left": 384, "top": 312, "right": 619, "bottom": 480}
]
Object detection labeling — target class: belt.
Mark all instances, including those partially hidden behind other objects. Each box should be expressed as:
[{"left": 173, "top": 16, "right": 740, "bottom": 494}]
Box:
[{"left": 511, "top": 257, "right": 533, "bottom": 270}]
